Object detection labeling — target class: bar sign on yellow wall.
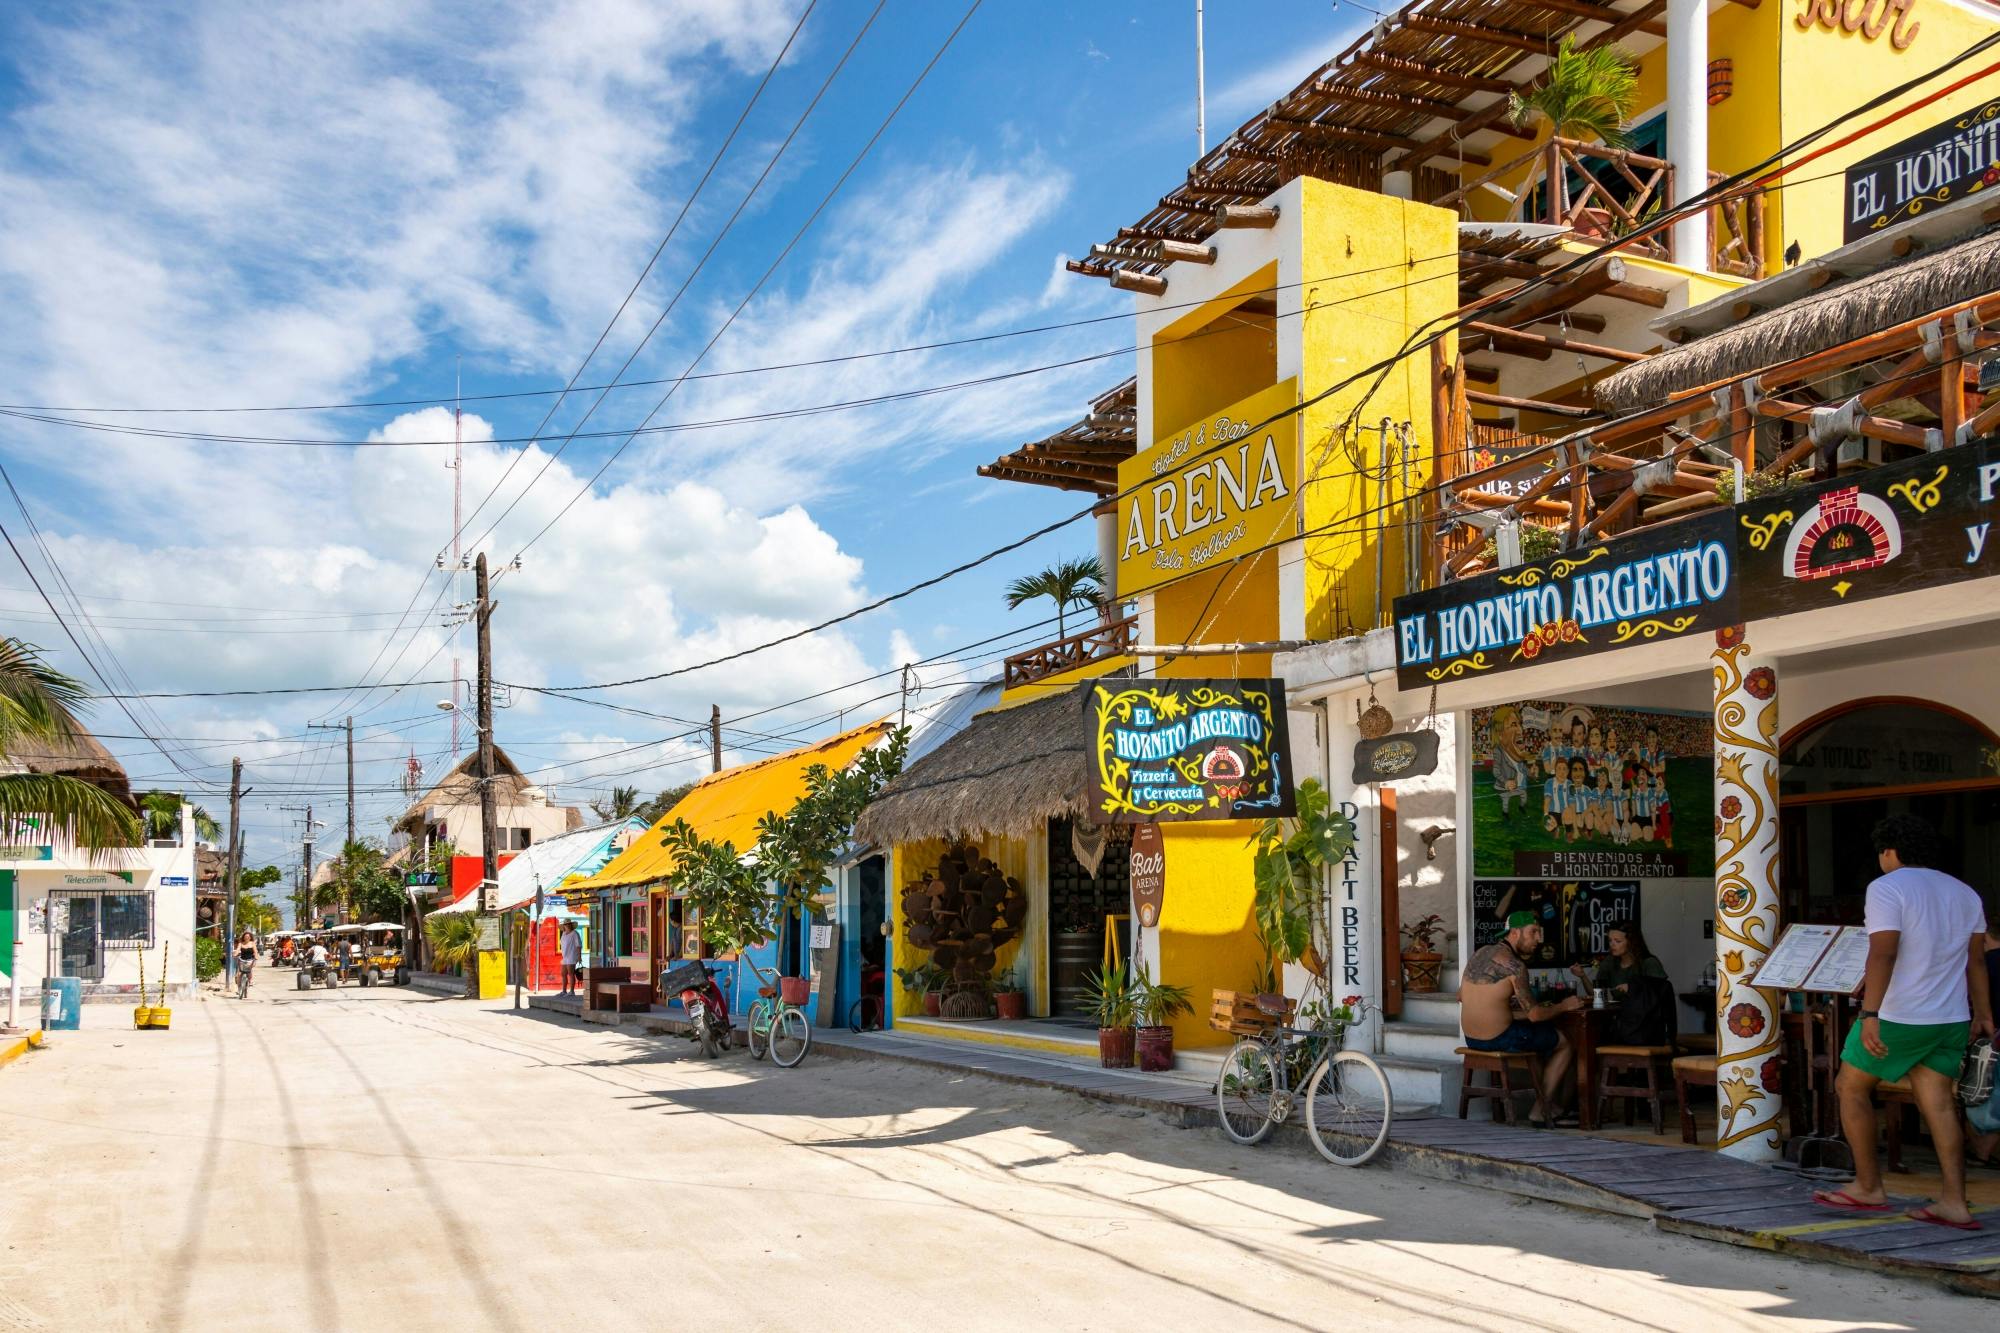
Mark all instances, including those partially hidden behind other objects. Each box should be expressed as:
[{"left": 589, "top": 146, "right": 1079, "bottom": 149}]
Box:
[{"left": 1116, "top": 378, "right": 1301, "bottom": 600}]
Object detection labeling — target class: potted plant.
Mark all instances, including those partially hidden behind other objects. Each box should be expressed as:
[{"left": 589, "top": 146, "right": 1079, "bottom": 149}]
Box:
[
  {"left": 895, "top": 962, "right": 946, "bottom": 1016},
  {"left": 1084, "top": 960, "right": 1137, "bottom": 1068},
  {"left": 1402, "top": 914, "right": 1447, "bottom": 993},
  {"left": 993, "top": 962, "right": 1028, "bottom": 1021},
  {"left": 1131, "top": 964, "right": 1194, "bottom": 1072}
]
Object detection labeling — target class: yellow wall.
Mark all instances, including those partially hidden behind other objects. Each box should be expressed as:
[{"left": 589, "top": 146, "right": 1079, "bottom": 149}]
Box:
[
  {"left": 1297, "top": 179, "right": 1460, "bottom": 637},
  {"left": 998, "top": 654, "right": 1135, "bottom": 707},
  {"left": 1778, "top": 0, "right": 2000, "bottom": 262},
  {"left": 1150, "top": 264, "right": 1279, "bottom": 434},
  {"left": 1155, "top": 820, "right": 1265, "bottom": 1049},
  {"left": 887, "top": 833, "right": 1035, "bottom": 1019},
  {"left": 1148, "top": 555, "right": 1281, "bottom": 680}
]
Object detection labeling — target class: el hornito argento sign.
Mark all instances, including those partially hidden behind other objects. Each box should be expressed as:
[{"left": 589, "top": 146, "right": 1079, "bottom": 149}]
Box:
[
  {"left": 1393, "top": 436, "right": 2000, "bottom": 692},
  {"left": 1844, "top": 95, "right": 1999, "bottom": 242},
  {"left": 1393, "top": 513, "right": 1737, "bottom": 691},
  {"left": 1086, "top": 678, "right": 1295, "bottom": 823},
  {"left": 1116, "top": 379, "right": 1301, "bottom": 600}
]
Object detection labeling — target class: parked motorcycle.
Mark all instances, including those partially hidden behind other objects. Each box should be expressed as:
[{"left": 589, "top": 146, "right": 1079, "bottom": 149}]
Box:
[{"left": 661, "top": 960, "right": 731, "bottom": 1058}]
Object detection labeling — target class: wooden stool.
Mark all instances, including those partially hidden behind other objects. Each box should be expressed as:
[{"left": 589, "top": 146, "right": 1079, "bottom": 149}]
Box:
[
  {"left": 1674, "top": 1033, "right": 1717, "bottom": 1055},
  {"left": 1877, "top": 1075, "right": 1915, "bottom": 1173},
  {"left": 1597, "top": 1044, "right": 1677, "bottom": 1134},
  {"left": 1456, "top": 1047, "right": 1543, "bottom": 1124},
  {"left": 1673, "top": 1054, "right": 1718, "bottom": 1144}
]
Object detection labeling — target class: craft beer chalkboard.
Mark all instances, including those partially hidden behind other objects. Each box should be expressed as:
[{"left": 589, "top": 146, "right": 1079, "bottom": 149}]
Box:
[{"left": 1471, "top": 879, "right": 1640, "bottom": 969}]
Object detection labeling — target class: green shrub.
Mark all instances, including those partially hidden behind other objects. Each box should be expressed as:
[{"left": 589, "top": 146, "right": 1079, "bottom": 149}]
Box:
[{"left": 195, "top": 935, "right": 223, "bottom": 981}]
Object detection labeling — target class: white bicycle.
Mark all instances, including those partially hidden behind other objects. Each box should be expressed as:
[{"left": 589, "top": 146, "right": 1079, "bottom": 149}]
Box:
[{"left": 1216, "top": 996, "right": 1394, "bottom": 1167}]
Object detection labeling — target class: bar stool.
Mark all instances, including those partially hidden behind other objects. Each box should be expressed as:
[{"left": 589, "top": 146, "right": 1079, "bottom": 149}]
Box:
[
  {"left": 1876, "top": 1075, "right": 1916, "bottom": 1173},
  {"left": 1596, "top": 1043, "right": 1678, "bottom": 1133},
  {"left": 1673, "top": 1054, "right": 1718, "bottom": 1144},
  {"left": 1456, "top": 1048, "right": 1543, "bottom": 1124}
]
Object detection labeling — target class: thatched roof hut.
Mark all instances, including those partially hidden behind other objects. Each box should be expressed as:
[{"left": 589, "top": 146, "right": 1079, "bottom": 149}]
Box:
[
  {"left": 2, "top": 728, "right": 134, "bottom": 806},
  {"left": 1595, "top": 225, "right": 2000, "bottom": 413},
  {"left": 856, "top": 687, "right": 1089, "bottom": 846}
]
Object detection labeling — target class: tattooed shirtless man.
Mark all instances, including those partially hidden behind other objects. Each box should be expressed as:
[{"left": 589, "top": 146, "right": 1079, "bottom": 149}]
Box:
[{"left": 1460, "top": 910, "right": 1585, "bottom": 1127}]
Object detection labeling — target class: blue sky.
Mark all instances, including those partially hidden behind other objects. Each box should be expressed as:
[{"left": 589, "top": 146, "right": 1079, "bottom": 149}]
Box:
[{"left": 0, "top": 0, "right": 1364, "bottom": 870}]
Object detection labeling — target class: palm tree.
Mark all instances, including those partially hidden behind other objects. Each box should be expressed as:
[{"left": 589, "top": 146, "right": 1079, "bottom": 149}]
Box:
[
  {"left": 590, "top": 785, "right": 641, "bottom": 822},
  {"left": 139, "top": 790, "right": 221, "bottom": 843},
  {"left": 0, "top": 638, "right": 141, "bottom": 851},
  {"left": 1506, "top": 35, "right": 1639, "bottom": 222},
  {"left": 1004, "top": 555, "right": 1106, "bottom": 640},
  {"left": 425, "top": 913, "right": 484, "bottom": 996}
]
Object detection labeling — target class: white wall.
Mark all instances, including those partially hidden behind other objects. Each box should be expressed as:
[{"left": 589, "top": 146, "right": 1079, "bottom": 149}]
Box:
[{"left": 3, "top": 839, "right": 197, "bottom": 999}]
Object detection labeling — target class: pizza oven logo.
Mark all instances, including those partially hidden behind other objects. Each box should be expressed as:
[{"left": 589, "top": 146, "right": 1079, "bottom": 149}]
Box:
[
  {"left": 1779, "top": 485, "right": 1902, "bottom": 583},
  {"left": 1200, "top": 742, "right": 1249, "bottom": 801}
]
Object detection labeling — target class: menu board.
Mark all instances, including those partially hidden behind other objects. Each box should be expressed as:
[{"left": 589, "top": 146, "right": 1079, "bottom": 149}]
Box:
[
  {"left": 1747, "top": 924, "right": 1841, "bottom": 991},
  {"left": 1802, "top": 925, "right": 1870, "bottom": 995}
]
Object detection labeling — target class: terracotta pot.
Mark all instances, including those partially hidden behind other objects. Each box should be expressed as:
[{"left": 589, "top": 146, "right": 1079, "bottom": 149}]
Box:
[
  {"left": 779, "top": 975, "right": 812, "bottom": 1006},
  {"left": 995, "top": 990, "right": 1027, "bottom": 1020},
  {"left": 923, "top": 991, "right": 943, "bottom": 1017},
  {"left": 1098, "top": 1025, "right": 1135, "bottom": 1069},
  {"left": 1135, "top": 1024, "right": 1175, "bottom": 1072},
  {"left": 1402, "top": 951, "right": 1444, "bottom": 993}
]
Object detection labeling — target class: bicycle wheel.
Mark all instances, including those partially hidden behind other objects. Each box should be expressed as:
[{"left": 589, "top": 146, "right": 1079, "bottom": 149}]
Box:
[
  {"left": 1305, "top": 1049, "right": 1394, "bottom": 1167},
  {"left": 746, "top": 1000, "right": 770, "bottom": 1061},
  {"left": 769, "top": 1006, "right": 812, "bottom": 1068},
  {"left": 1216, "top": 1039, "right": 1279, "bottom": 1145},
  {"left": 847, "top": 995, "right": 881, "bottom": 1033}
]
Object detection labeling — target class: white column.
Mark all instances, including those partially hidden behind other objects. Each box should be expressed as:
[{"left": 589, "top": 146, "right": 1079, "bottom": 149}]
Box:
[
  {"left": 1095, "top": 507, "right": 1119, "bottom": 618},
  {"left": 1712, "top": 628, "right": 1781, "bottom": 1161},
  {"left": 1667, "top": 0, "right": 1711, "bottom": 271},
  {"left": 1323, "top": 694, "right": 1382, "bottom": 1051}
]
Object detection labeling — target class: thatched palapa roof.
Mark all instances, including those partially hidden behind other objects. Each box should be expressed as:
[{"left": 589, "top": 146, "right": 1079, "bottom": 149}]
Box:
[
  {"left": 855, "top": 687, "right": 1089, "bottom": 846},
  {"left": 2, "top": 728, "right": 134, "bottom": 805},
  {"left": 1595, "top": 226, "right": 2000, "bottom": 412}
]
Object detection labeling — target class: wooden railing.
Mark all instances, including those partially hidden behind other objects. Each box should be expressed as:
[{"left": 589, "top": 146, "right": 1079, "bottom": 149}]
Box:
[
  {"left": 1003, "top": 615, "right": 1137, "bottom": 689},
  {"left": 1436, "top": 138, "right": 1764, "bottom": 279}
]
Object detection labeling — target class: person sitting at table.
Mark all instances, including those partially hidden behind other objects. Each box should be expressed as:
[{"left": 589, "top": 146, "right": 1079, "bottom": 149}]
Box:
[
  {"left": 1461, "top": 911, "right": 1587, "bottom": 1128},
  {"left": 1570, "top": 925, "right": 1668, "bottom": 1000}
]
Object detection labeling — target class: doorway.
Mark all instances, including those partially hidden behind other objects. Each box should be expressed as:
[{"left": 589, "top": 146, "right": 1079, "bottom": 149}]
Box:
[
  {"left": 1046, "top": 818, "right": 1131, "bottom": 1021},
  {"left": 1778, "top": 698, "right": 2000, "bottom": 924}
]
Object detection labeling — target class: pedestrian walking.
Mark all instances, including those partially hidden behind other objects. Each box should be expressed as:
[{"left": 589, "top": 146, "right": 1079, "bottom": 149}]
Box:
[
  {"left": 1815, "top": 815, "right": 1994, "bottom": 1229},
  {"left": 559, "top": 921, "right": 582, "bottom": 996}
]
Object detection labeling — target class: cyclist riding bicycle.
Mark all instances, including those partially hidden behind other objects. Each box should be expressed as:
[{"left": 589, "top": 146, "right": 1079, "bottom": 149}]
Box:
[{"left": 233, "top": 930, "right": 258, "bottom": 997}]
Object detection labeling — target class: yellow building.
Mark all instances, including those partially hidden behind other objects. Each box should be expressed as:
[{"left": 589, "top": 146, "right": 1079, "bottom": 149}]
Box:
[{"left": 900, "top": 0, "right": 1999, "bottom": 1069}]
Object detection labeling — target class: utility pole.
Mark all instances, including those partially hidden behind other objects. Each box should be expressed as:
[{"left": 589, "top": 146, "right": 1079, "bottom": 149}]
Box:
[
  {"left": 476, "top": 553, "right": 499, "bottom": 911},
  {"left": 223, "top": 758, "right": 242, "bottom": 988},
  {"left": 709, "top": 705, "right": 722, "bottom": 773},
  {"left": 307, "top": 716, "right": 356, "bottom": 920}
]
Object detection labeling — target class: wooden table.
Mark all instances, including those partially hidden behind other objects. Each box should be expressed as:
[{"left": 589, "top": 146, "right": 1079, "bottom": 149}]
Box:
[{"left": 1557, "top": 1005, "right": 1619, "bottom": 1131}]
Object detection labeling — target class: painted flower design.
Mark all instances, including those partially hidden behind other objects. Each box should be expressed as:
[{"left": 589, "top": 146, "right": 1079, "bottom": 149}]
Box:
[
  {"left": 1715, "top": 624, "right": 1746, "bottom": 649},
  {"left": 1985, "top": 166, "right": 2000, "bottom": 187},
  {"left": 1724, "top": 949, "right": 1744, "bottom": 974},
  {"left": 1760, "top": 1056, "right": 1783, "bottom": 1093},
  {"left": 1720, "top": 886, "right": 1750, "bottom": 914},
  {"left": 1727, "top": 1002, "right": 1765, "bottom": 1039},
  {"left": 1539, "top": 623, "right": 1560, "bottom": 646},
  {"left": 1558, "top": 620, "right": 1580, "bottom": 643},
  {"left": 1720, "top": 795, "right": 1742, "bottom": 819},
  {"left": 1521, "top": 636, "right": 1542, "bottom": 659},
  {"left": 1745, "top": 667, "right": 1776, "bottom": 700}
]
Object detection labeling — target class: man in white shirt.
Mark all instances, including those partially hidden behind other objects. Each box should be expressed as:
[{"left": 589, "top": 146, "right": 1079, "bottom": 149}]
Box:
[{"left": 1815, "top": 815, "right": 1994, "bottom": 1229}]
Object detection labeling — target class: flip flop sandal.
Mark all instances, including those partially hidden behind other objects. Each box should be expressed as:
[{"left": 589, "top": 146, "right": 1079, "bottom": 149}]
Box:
[
  {"left": 1905, "top": 1206, "right": 1984, "bottom": 1232},
  {"left": 1812, "top": 1189, "right": 1891, "bottom": 1213}
]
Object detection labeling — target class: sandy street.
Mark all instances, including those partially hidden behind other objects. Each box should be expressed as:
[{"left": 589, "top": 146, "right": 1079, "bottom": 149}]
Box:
[{"left": 0, "top": 974, "right": 1983, "bottom": 1332}]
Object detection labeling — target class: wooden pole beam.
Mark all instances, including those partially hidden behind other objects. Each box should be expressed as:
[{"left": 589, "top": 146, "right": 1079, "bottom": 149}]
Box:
[
  {"left": 1263, "top": 116, "right": 1426, "bottom": 154},
  {"left": 1467, "top": 389, "right": 1597, "bottom": 418},
  {"left": 1309, "top": 79, "right": 1468, "bottom": 119},
  {"left": 1465, "top": 321, "right": 1649, "bottom": 363},
  {"left": 1109, "top": 269, "right": 1167, "bottom": 296},
  {"left": 1347, "top": 52, "right": 1517, "bottom": 96},
  {"left": 1215, "top": 203, "right": 1280, "bottom": 228},
  {"left": 1515, "top": 0, "right": 1666, "bottom": 36}
]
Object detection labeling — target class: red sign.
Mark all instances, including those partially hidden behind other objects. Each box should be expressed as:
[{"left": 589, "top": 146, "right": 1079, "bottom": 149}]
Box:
[{"left": 1130, "top": 823, "right": 1166, "bottom": 928}]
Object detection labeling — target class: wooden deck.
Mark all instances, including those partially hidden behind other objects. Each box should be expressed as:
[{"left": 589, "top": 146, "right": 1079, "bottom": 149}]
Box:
[{"left": 520, "top": 998, "right": 2000, "bottom": 1297}]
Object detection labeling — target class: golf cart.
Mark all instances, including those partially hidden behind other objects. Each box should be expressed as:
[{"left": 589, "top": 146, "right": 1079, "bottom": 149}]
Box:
[{"left": 356, "top": 923, "right": 411, "bottom": 986}]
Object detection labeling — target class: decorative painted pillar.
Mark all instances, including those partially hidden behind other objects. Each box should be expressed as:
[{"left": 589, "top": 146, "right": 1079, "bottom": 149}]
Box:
[{"left": 1712, "top": 626, "right": 1782, "bottom": 1161}]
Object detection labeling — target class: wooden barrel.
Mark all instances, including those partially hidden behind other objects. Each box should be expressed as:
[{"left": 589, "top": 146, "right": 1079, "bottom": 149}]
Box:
[{"left": 1051, "top": 929, "right": 1100, "bottom": 1016}]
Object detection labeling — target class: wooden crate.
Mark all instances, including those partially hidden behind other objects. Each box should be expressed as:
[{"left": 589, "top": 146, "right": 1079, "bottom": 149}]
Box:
[{"left": 1210, "top": 988, "right": 1288, "bottom": 1036}]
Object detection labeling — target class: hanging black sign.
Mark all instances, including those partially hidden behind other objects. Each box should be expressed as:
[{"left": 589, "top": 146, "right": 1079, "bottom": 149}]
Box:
[
  {"left": 1843, "top": 97, "right": 2000, "bottom": 242},
  {"left": 1085, "top": 678, "right": 1295, "bottom": 823},
  {"left": 1351, "top": 729, "right": 1442, "bottom": 784},
  {"left": 1737, "top": 436, "right": 2000, "bottom": 619},
  {"left": 1392, "top": 511, "right": 1736, "bottom": 692}
]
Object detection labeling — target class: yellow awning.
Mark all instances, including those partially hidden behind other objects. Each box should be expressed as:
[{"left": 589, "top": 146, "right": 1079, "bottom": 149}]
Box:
[{"left": 561, "top": 717, "right": 893, "bottom": 894}]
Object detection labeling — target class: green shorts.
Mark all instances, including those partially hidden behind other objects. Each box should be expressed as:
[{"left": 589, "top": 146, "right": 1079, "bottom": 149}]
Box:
[{"left": 1841, "top": 1018, "right": 1970, "bottom": 1083}]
